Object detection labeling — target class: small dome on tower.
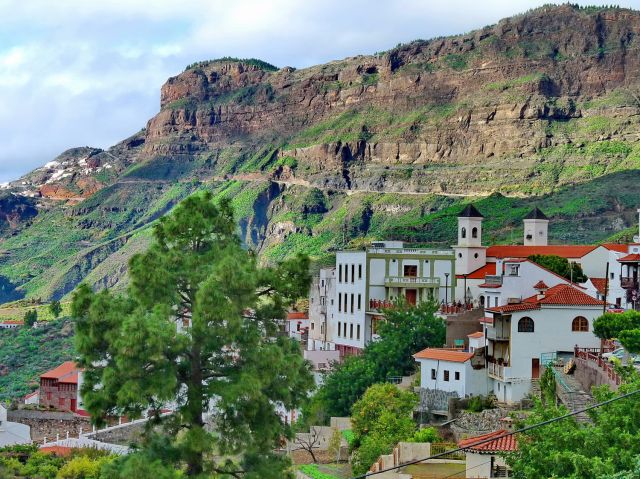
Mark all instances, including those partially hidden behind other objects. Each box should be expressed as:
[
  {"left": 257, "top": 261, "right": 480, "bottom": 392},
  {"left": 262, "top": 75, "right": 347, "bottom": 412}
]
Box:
[{"left": 533, "top": 280, "right": 549, "bottom": 290}]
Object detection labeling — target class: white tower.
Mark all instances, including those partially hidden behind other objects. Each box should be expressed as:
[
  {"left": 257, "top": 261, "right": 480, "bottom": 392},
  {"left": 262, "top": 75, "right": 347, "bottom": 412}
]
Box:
[
  {"left": 453, "top": 204, "right": 486, "bottom": 275},
  {"left": 523, "top": 207, "right": 549, "bottom": 246}
]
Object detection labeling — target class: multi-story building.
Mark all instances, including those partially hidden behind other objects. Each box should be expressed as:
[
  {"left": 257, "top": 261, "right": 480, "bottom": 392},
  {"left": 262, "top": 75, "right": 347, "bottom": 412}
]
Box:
[
  {"left": 39, "top": 361, "right": 81, "bottom": 412},
  {"left": 309, "top": 241, "right": 455, "bottom": 357},
  {"left": 483, "top": 283, "right": 604, "bottom": 403}
]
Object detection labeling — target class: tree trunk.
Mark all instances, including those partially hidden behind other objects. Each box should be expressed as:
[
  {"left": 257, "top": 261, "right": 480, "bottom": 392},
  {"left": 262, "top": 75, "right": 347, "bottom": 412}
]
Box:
[{"left": 186, "top": 339, "right": 205, "bottom": 476}]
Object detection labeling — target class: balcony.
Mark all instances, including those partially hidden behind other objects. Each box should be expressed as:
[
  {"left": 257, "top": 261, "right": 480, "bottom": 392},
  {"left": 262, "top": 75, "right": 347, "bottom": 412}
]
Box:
[
  {"left": 621, "top": 277, "right": 638, "bottom": 289},
  {"left": 368, "top": 247, "right": 454, "bottom": 257},
  {"left": 486, "top": 327, "right": 510, "bottom": 341},
  {"left": 488, "top": 362, "right": 510, "bottom": 380},
  {"left": 384, "top": 276, "right": 440, "bottom": 288}
]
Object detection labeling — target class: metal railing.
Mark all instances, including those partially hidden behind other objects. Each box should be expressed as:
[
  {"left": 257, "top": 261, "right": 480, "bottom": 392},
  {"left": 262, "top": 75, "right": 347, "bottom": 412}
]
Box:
[
  {"left": 430, "top": 442, "right": 466, "bottom": 460},
  {"left": 367, "top": 247, "right": 455, "bottom": 256},
  {"left": 385, "top": 276, "right": 440, "bottom": 285}
]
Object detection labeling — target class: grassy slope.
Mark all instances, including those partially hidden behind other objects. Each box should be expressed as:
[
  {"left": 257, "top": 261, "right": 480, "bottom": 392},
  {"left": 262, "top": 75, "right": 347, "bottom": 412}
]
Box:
[{"left": 0, "top": 318, "right": 75, "bottom": 401}]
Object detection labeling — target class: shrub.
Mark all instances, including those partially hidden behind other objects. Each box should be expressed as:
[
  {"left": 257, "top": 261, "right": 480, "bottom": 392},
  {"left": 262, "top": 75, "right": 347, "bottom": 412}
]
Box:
[{"left": 409, "top": 427, "right": 441, "bottom": 443}]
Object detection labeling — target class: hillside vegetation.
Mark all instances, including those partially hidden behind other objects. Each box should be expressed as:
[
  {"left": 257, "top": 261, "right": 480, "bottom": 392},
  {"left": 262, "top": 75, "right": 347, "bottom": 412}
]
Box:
[{"left": 1, "top": 4, "right": 640, "bottom": 301}]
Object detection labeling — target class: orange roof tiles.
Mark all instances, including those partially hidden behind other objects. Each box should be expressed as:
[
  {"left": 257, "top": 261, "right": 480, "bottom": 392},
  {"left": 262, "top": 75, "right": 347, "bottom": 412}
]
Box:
[
  {"left": 487, "top": 284, "right": 604, "bottom": 314},
  {"left": 458, "top": 263, "right": 496, "bottom": 280},
  {"left": 40, "top": 361, "right": 80, "bottom": 384},
  {"left": 486, "top": 245, "right": 595, "bottom": 259},
  {"left": 287, "top": 312, "right": 308, "bottom": 320},
  {"left": 533, "top": 280, "right": 549, "bottom": 289},
  {"left": 413, "top": 348, "right": 474, "bottom": 363},
  {"left": 1, "top": 320, "right": 24, "bottom": 325},
  {"left": 590, "top": 277, "right": 607, "bottom": 295},
  {"left": 602, "top": 243, "right": 629, "bottom": 253},
  {"left": 467, "top": 331, "right": 484, "bottom": 339},
  {"left": 458, "top": 429, "right": 518, "bottom": 452},
  {"left": 40, "top": 446, "right": 74, "bottom": 457},
  {"left": 618, "top": 254, "right": 640, "bottom": 262}
]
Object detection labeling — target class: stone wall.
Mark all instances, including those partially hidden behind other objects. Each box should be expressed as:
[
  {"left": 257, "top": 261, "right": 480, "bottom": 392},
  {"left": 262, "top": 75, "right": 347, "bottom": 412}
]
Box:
[
  {"left": 418, "top": 388, "right": 459, "bottom": 415},
  {"left": 574, "top": 357, "right": 620, "bottom": 392},
  {"left": 7, "top": 410, "right": 89, "bottom": 443},
  {"left": 88, "top": 421, "right": 146, "bottom": 446}
]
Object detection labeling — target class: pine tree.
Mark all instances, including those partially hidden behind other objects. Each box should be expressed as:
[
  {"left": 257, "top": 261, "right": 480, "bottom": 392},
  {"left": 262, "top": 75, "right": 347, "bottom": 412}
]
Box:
[
  {"left": 49, "top": 300, "right": 62, "bottom": 319},
  {"left": 72, "top": 192, "right": 314, "bottom": 477}
]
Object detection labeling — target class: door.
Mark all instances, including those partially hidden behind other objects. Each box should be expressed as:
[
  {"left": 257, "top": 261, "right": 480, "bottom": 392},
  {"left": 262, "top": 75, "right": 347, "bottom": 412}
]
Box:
[
  {"left": 406, "top": 289, "right": 417, "bottom": 306},
  {"left": 531, "top": 358, "right": 540, "bottom": 379},
  {"left": 70, "top": 398, "right": 77, "bottom": 412}
]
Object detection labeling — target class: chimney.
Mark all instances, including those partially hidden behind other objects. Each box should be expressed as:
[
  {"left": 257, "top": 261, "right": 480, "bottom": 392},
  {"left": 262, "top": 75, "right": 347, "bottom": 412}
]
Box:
[
  {"left": 534, "top": 280, "right": 549, "bottom": 300},
  {"left": 500, "top": 416, "right": 515, "bottom": 432}
]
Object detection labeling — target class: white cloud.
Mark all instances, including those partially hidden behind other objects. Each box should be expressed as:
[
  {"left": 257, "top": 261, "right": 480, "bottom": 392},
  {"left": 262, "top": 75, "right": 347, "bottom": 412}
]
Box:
[{"left": 0, "top": 0, "right": 638, "bottom": 182}]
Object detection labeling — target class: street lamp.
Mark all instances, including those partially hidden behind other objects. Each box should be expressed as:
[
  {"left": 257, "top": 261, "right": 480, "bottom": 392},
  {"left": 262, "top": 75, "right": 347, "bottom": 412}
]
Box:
[{"left": 444, "top": 273, "right": 450, "bottom": 306}]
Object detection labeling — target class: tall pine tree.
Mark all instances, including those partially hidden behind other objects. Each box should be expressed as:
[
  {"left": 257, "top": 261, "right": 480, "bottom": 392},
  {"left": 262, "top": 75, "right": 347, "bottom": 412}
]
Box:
[{"left": 72, "top": 192, "right": 314, "bottom": 477}]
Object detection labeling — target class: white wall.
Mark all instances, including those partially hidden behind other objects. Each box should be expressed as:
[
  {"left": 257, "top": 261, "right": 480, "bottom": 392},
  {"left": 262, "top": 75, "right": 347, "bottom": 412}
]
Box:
[
  {"left": 417, "top": 358, "right": 487, "bottom": 397},
  {"left": 335, "top": 251, "right": 367, "bottom": 348}
]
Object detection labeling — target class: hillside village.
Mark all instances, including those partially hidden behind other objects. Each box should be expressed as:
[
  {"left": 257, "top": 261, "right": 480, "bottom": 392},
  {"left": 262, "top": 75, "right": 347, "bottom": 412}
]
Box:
[{"left": 0, "top": 203, "right": 639, "bottom": 478}]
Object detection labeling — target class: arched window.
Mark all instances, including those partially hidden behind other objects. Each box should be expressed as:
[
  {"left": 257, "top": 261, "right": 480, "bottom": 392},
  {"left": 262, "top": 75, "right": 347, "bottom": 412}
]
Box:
[
  {"left": 461, "top": 227, "right": 467, "bottom": 239},
  {"left": 472, "top": 227, "right": 478, "bottom": 238},
  {"left": 572, "top": 316, "right": 589, "bottom": 332},
  {"left": 518, "top": 317, "right": 534, "bottom": 333}
]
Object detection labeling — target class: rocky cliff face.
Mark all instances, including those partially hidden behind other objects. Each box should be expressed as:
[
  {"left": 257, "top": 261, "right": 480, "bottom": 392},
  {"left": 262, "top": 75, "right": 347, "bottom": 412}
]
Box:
[{"left": 3, "top": 4, "right": 640, "bottom": 301}]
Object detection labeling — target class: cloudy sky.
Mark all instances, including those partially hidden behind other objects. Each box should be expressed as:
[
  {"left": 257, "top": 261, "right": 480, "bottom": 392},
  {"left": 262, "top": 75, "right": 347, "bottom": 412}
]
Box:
[{"left": 0, "top": 0, "right": 638, "bottom": 182}]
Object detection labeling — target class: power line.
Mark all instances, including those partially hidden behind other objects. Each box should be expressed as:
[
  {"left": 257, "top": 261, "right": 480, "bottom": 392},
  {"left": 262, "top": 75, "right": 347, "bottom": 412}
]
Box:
[{"left": 351, "top": 387, "right": 640, "bottom": 479}]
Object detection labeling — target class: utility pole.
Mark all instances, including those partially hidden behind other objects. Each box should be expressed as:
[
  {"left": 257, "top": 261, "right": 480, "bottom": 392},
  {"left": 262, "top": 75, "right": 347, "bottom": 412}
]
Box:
[{"left": 444, "top": 273, "right": 449, "bottom": 306}]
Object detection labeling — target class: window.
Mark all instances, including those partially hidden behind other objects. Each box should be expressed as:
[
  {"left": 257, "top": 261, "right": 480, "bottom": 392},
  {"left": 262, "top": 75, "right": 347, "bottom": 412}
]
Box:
[
  {"left": 404, "top": 265, "right": 417, "bottom": 277},
  {"left": 357, "top": 294, "right": 361, "bottom": 310},
  {"left": 350, "top": 294, "right": 354, "bottom": 313},
  {"left": 508, "top": 265, "right": 520, "bottom": 276},
  {"left": 431, "top": 369, "right": 436, "bottom": 380},
  {"left": 344, "top": 294, "right": 348, "bottom": 312},
  {"left": 610, "top": 272, "right": 615, "bottom": 280},
  {"left": 320, "top": 297, "right": 325, "bottom": 305},
  {"left": 338, "top": 294, "right": 342, "bottom": 312},
  {"left": 455, "top": 371, "right": 460, "bottom": 381},
  {"left": 357, "top": 325, "right": 361, "bottom": 340},
  {"left": 518, "top": 317, "right": 535, "bottom": 333},
  {"left": 338, "top": 265, "right": 342, "bottom": 283},
  {"left": 350, "top": 324, "right": 354, "bottom": 339},
  {"left": 338, "top": 322, "right": 341, "bottom": 336},
  {"left": 443, "top": 370, "right": 450, "bottom": 382},
  {"left": 59, "top": 398, "right": 65, "bottom": 407},
  {"left": 351, "top": 264, "right": 355, "bottom": 283},
  {"left": 472, "top": 227, "right": 478, "bottom": 238},
  {"left": 572, "top": 316, "right": 589, "bottom": 332},
  {"left": 358, "top": 264, "right": 362, "bottom": 279},
  {"left": 345, "top": 264, "right": 348, "bottom": 283},
  {"left": 494, "top": 297, "right": 498, "bottom": 307},
  {"left": 321, "top": 280, "right": 325, "bottom": 287},
  {"left": 461, "top": 227, "right": 467, "bottom": 239},
  {"left": 311, "top": 323, "right": 314, "bottom": 330}
]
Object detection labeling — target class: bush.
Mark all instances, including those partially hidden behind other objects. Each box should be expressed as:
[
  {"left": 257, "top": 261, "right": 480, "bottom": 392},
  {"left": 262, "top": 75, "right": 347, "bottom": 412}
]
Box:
[
  {"left": 409, "top": 427, "right": 441, "bottom": 443},
  {"left": 465, "top": 395, "right": 496, "bottom": 413},
  {"left": 56, "top": 455, "right": 111, "bottom": 478}
]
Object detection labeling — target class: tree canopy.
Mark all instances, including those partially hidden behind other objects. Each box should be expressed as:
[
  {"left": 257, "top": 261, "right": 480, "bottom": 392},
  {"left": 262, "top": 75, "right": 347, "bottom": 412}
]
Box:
[
  {"left": 508, "top": 373, "right": 640, "bottom": 478},
  {"left": 593, "top": 310, "right": 640, "bottom": 354},
  {"left": 527, "top": 254, "right": 588, "bottom": 283},
  {"left": 72, "top": 192, "right": 314, "bottom": 478},
  {"left": 350, "top": 383, "right": 418, "bottom": 476},
  {"left": 315, "top": 301, "right": 444, "bottom": 417}
]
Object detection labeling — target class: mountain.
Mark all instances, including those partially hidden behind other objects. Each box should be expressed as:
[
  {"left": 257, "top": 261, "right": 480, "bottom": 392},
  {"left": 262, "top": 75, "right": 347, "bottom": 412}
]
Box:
[{"left": 2, "top": 3, "right": 640, "bottom": 302}]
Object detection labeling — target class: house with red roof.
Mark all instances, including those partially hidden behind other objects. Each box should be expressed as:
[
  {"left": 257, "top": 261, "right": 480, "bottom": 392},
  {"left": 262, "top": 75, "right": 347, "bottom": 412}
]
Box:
[
  {"left": 458, "top": 428, "right": 518, "bottom": 478},
  {"left": 0, "top": 320, "right": 24, "bottom": 329},
  {"left": 483, "top": 283, "right": 604, "bottom": 403},
  {"left": 39, "top": 361, "right": 82, "bottom": 412},
  {"left": 413, "top": 348, "right": 488, "bottom": 402}
]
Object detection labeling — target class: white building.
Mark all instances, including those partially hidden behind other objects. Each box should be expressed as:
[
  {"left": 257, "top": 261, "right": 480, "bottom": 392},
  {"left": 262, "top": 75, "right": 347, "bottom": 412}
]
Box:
[
  {"left": 0, "top": 320, "right": 23, "bottom": 329},
  {"left": 484, "top": 283, "right": 604, "bottom": 403},
  {"left": 0, "top": 405, "right": 31, "bottom": 447},
  {"left": 316, "top": 241, "right": 455, "bottom": 356},
  {"left": 414, "top": 348, "right": 488, "bottom": 399},
  {"left": 459, "top": 429, "right": 517, "bottom": 479}
]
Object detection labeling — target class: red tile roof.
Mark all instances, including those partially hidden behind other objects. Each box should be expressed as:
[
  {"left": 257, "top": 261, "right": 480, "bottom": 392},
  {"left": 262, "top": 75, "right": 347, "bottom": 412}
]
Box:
[
  {"left": 486, "top": 284, "right": 604, "bottom": 314},
  {"left": 40, "top": 446, "right": 74, "bottom": 457},
  {"left": 413, "top": 348, "right": 474, "bottom": 363},
  {"left": 486, "top": 245, "right": 595, "bottom": 259},
  {"left": 458, "top": 429, "right": 518, "bottom": 453},
  {"left": 457, "top": 263, "right": 496, "bottom": 280},
  {"left": 40, "top": 361, "right": 80, "bottom": 384},
  {"left": 533, "top": 280, "right": 549, "bottom": 289},
  {"left": 602, "top": 243, "right": 629, "bottom": 253},
  {"left": 287, "top": 312, "right": 308, "bottom": 320},
  {"left": 479, "top": 317, "right": 494, "bottom": 325},
  {"left": 1, "top": 320, "right": 24, "bottom": 325},
  {"left": 468, "top": 331, "right": 484, "bottom": 339},
  {"left": 479, "top": 283, "right": 501, "bottom": 288},
  {"left": 24, "top": 390, "right": 39, "bottom": 400},
  {"left": 618, "top": 254, "right": 640, "bottom": 263},
  {"left": 590, "top": 278, "right": 607, "bottom": 295}
]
